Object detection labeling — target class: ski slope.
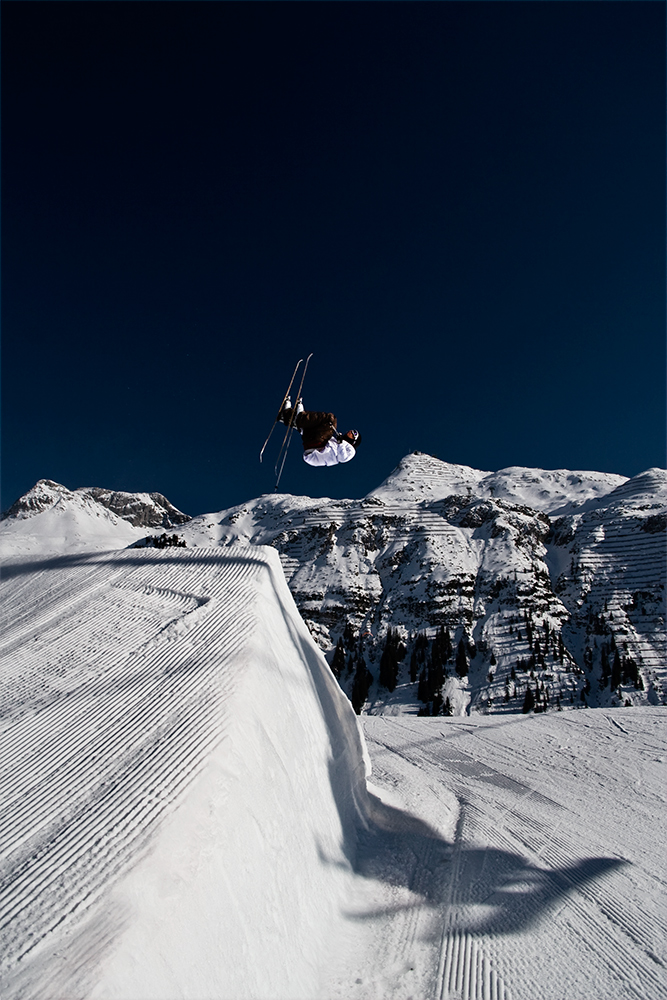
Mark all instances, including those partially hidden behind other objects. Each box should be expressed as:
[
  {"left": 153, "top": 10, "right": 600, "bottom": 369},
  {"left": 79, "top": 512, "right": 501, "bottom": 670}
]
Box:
[
  {"left": 1, "top": 528, "right": 665, "bottom": 999},
  {"left": 339, "top": 711, "right": 667, "bottom": 1000},
  {"left": 0, "top": 546, "right": 370, "bottom": 1000}
]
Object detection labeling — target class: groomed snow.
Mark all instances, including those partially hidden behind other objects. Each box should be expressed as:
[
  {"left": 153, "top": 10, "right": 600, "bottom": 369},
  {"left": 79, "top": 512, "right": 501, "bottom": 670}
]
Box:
[
  {"left": 339, "top": 711, "right": 667, "bottom": 1000},
  {"left": 0, "top": 546, "right": 370, "bottom": 1000},
  {"left": 0, "top": 546, "right": 665, "bottom": 999},
  {"left": 1, "top": 464, "right": 665, "bottom": 999}
]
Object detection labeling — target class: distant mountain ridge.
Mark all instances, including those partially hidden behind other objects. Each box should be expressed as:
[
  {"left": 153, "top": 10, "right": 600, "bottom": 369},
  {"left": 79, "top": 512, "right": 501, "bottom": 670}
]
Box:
[
  {"left": 369, "top": 454, "right": 627, "bottom": 515},
  {"left": 1, "top": 479, "right": 190, "bottom": 527},
  {"left": 2, "top": 455, "right": 665, "bottom": 715}
]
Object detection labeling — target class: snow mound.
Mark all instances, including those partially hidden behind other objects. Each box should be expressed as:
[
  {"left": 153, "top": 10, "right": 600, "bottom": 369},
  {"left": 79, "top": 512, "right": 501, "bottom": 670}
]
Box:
[{"left": 0, "top": 546, "right": 369, "bottom": 1000}]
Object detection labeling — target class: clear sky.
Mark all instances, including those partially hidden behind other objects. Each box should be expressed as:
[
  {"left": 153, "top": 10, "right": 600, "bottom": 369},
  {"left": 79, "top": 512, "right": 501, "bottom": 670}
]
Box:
[{"left": 3, "top": 2, "right": 665, "bottom": 517}]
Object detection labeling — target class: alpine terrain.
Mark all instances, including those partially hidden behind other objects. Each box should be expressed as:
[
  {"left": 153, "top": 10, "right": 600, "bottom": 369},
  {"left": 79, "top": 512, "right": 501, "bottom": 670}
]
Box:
[
  {"left": 0, "top": 457, "right": 665, "bottom": 1000},
  {"left": 183, "top": 454, "right": 664, "bottom": 716}
]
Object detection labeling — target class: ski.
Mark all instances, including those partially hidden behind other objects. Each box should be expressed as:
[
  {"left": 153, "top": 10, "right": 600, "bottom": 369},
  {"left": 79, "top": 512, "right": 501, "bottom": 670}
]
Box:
[
  {"left": 274, "top": 352, "right": 313, "bottom": 490},
  {"left": 259, "top": 358, "right": 303, "bottom": 463}
]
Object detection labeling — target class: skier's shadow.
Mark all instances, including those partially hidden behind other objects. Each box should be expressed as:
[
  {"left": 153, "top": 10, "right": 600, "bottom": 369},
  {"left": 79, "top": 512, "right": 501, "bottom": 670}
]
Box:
[{"left": 342, "top": 789, "right": 627, "bottom": 937}]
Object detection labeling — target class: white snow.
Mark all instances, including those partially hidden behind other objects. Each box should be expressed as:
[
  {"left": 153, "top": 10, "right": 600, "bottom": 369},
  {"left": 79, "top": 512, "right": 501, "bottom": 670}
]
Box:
[
  {"left": 369, "top": 453, "right": 628, "bottom": 514},
  {"left": 0, "top": 490, "right": 145, "bottom": 555},
  {"left": 336, "top": 710, "right": 667, "bottom": 1000},
  {"left": 0, "top": 546, "right": 370, "bottom": 999},
  {"left": 1, "top": 463, "right": 665, "bottom": 999}
]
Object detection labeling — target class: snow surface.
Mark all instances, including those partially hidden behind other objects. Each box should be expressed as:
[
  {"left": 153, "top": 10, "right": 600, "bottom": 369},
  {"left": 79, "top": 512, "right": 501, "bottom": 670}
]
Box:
[
  {"left": 0, "top": 490, "right": 145, "bottom": 555},
  {"left": 1, "top": 528, "right": 665, "bottom": 997},
  {"left": 1, "top": 456, "right": 664, "bottom": 718},
  {"left": 369, "top": 454, "right": 628, "bottom": 514},
  {"left": 348, "top": 710, "right": 667, "bottom": 1000},
  {"left": 0, "top": 546, "right": 370, "bottom": 999},
  {"left": 0, "top": 478, "right": 189, "bottom": 556}
]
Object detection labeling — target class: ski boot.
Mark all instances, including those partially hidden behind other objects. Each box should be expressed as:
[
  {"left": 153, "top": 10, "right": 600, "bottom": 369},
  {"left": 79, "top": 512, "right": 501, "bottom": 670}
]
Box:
[{"left": 277, "top": 397, "right": 292, "bottom": 424}]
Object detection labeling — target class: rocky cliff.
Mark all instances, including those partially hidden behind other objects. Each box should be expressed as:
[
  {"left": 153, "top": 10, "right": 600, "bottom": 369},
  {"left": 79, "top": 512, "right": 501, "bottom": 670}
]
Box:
[{"left": 181, "top": 454, "right": 666, "bottom": 715}]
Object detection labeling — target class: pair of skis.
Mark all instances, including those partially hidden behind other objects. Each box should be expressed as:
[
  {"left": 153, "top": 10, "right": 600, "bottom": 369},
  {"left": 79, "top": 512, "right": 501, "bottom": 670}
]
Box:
[{"left": 259, "top": 353, "right": 313, "bottom": 491}]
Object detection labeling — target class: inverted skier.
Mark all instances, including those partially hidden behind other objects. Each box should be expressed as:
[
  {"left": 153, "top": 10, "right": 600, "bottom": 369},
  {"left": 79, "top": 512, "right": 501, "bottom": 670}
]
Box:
[{"left": 277, "top": 397, "right": 361, "bottom": 467}]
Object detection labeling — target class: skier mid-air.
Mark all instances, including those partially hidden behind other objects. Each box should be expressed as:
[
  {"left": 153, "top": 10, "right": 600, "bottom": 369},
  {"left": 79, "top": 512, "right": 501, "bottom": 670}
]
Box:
[
  {"left": 277, "top": 397, "right": 361, "bottom": 467},
  {"left": 259, "top": 355, "right": 361, "bottom": 488}
]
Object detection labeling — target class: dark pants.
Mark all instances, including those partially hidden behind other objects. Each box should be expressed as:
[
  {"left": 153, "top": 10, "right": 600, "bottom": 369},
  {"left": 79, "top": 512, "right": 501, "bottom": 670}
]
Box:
[{"left": 281, "top": 409, "right": 338, "bottom": 450}]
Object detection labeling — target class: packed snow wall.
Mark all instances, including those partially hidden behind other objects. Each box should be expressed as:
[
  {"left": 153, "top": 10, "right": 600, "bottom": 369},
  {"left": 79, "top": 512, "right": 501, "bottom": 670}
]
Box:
[{"left": 0, "top": 546, "right": 370, "bottom": 1000}]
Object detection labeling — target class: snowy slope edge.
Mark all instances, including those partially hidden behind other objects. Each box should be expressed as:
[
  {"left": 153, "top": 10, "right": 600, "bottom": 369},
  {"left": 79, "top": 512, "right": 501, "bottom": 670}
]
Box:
[{"left": 0, "top": 545, "right": 370, "bottom": 1000}]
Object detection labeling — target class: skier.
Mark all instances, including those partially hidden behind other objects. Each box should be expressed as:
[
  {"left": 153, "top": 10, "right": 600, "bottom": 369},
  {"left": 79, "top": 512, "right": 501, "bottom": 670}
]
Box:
[{"left": 277, "top": 398, "right": 361, "bottom": 467}]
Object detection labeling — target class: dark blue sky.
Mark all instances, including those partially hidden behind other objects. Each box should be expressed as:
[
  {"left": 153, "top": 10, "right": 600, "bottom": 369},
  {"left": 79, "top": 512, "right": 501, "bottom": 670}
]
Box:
[{"left": 3, "top": 2, "right": 664, "bottom": 517}]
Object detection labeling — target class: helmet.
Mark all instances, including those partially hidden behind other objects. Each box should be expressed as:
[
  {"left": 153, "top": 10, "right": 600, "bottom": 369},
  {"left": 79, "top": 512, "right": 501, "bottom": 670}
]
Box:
[{"left": 344, "top": 430, "right": 361, "bottom": 449}]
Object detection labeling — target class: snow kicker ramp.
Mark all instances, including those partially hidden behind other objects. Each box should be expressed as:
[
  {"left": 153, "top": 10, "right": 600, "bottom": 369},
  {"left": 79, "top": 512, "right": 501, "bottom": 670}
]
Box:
[{"left": 0, "top": 546, "right": 370, "bottom": 1000}]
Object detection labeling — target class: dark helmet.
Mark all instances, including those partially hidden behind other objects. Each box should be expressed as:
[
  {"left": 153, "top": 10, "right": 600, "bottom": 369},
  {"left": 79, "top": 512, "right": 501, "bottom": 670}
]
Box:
[{"left": 344, "top": 430, "right": 362, "bottom": 450}]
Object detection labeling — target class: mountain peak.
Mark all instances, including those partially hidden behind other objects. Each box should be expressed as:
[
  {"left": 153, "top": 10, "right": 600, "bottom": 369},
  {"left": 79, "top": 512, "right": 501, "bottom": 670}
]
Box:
[
  {"left": 2, "top": 480, "right": 190, "bottom": 528},
  {"left": 367, "top": 452, "right": 628, "bottom": 514},
  {"left": 368, "top": 452, "right": 488, "bottom": 502}
]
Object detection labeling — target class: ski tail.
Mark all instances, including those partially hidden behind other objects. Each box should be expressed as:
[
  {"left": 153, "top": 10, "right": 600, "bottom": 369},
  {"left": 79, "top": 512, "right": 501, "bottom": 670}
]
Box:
[
  {"left": 274, "top": 352, "right": 313, "bottom": 490},
  {"left": 259, "top": 358, "right": 303, "bottom": 463}
]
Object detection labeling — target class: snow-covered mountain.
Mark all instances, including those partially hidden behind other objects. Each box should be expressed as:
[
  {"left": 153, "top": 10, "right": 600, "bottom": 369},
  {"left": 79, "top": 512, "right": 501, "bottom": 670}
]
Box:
[
  {"left": 1, "top": 467, "right": 665, "bottom": 999},
  {"left": 0, "top": 479, "right": 190, "bottom": 555},
  {"left": 368, "top": 453, "right": 627, "bottom": 513},
  {"left": 178, "top": 454, "right": 666, "bottom": 714},
  {"left": 2, "top": 455, "right": 665, "bottom": 714}
]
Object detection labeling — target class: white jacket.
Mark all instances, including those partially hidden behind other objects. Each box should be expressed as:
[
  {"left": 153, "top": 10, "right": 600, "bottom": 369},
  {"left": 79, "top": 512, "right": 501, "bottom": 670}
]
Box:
[{"left": 303, "top": 438, "right": 356, "bottom": 467}]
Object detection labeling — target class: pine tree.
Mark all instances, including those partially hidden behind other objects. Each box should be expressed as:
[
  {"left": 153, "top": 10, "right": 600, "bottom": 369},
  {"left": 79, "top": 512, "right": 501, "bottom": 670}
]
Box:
[
  {"left": 331, "top": 637, "right": 346, "bottom": 679},
  {"left": 622, "top": 656, "right": 639, "bottom": 687},
  {"left": 443, "top": 628, "right": 453, "bottom": 663},
  {"left": 455, "top": 638, "right": 469, "bottom": 678},
  {"left": 600, "top": 645, "right": 610, "bottom": 688},
  {"left": 379, "top": 628, "right": 400, "bottom": 691},
  {"left": 351, "top": 656, "right": 372, "bottom": 715},
  {"left": 443, "top": 696, "right": 453, "bottom": 716},
  {"left": 432, "top": 691, "right": 443, "bottom": 716},
  {"left": 428, "top": 656, "right": 444, "bottom": 699},
  {"left": 611, "top": 649, "right": 622, "bottom": 689},
  {"left": 409, "top": 649, "right": 418, "bottom": 683},
  {"left": 522, "top": 685, "right": 535, "bottom": 714}
]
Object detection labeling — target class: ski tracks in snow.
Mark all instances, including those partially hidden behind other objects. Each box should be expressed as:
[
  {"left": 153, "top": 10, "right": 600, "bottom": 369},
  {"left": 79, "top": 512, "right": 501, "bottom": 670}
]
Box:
[
  {"left": 359, "top": 713, "right": 666, "bottom": 1000},
  {"left": 0, "top": 547, "right": 264, "bottom": 988}
]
